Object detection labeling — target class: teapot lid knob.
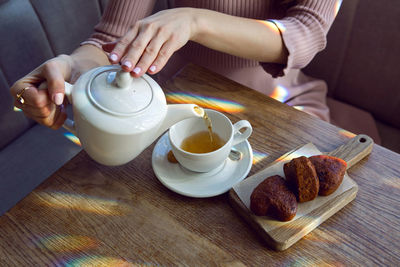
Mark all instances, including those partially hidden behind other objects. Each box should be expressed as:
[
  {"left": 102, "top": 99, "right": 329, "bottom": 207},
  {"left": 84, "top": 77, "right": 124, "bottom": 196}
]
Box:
[
  {"left": 114, "top": 70, "right": 132, "bottom": 89},
  {"left": 88, "top": 66, "right": 154, "bottom": 116}
]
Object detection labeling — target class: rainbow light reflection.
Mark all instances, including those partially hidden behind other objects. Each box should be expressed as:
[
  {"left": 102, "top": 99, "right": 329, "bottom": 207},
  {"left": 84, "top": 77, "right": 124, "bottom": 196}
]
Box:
[
  {"left": 34, "top": 191, "right": 131, "bottom": 215},
  {"left": 269, "top": 85, "right": 289, "bottom": 102},
  {"left": 34, "top": 234, "right": 98, "bottom": 253},
  {"left": 334, "top": 0, "right": 343, "bottom": 17},
  {"left": 14, "top": 106, "right": 22, "bottom": 112},
  {"left": 269, "top": 19, "right": 286, "bottom": 33},
  {"left": 65, "top": 255, "right": 137, "bottom": 267},
  {"left": 64, "top": 132, "right": 81, "bottom": 146},
  {"left": 338, "top": 129, "right": 356, "bottom": 138},
  {"left": 166, "top": 92, "right": 245, "bottom": 113},
  {"left": 252, "top": 150, "right": 269, "bottom": 165},
  {"left": 257, "top": 20, "right": 281, "bottom": 34}
]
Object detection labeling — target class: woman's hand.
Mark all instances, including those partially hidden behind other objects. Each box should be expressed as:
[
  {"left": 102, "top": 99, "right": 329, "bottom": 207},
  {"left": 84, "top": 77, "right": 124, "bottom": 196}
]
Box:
[
  {"left": 103, "top": 8, "right": 197, "bottom": 77},
  {"left": 10, "top": 55, "right": 73, "bottom": 129},
  {"left": 10, "top": 45, "right": 109, "bottom": 129}
]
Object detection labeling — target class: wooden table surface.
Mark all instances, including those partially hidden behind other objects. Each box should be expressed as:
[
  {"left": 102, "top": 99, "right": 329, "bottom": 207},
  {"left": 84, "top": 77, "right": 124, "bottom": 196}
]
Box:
[{"left": 1, "top": 64, "right": 399, "bottom": 266}]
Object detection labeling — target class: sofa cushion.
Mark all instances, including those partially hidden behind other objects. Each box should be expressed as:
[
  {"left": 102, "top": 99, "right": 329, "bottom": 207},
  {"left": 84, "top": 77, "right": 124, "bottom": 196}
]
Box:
[
  {"left": 30, "top": 0, "right": 102, "bottom": 55},
  {"left": 0, "top": 124, "right": 81, "bottom": 215},
  {"left": 304, "top": 0, "right": 359, "bottom": 98},
  {"left": 0, "top": 0, "right": 54, "bottom": 149},
  {"left": 333, "top": 0, "right": 400, "bottom": 129},
  {"left": 0, "top": 0, "right": 54, "bottom": 85},
  {"left": 327, "top": 98, "right": 381, "bottom": 145}
]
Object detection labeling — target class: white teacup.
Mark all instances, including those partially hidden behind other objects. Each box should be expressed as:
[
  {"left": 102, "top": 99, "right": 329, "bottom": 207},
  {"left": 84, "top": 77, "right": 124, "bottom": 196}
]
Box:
[{"left": 169, "top": 109, "right": 252, "bottom": 172}]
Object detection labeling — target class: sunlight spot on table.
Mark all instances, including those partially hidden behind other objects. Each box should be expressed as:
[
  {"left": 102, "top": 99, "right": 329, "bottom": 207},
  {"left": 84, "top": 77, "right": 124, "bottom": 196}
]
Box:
[
  {"left": 64, "top": 255, "right": 154, "bottom": 267},
  {"left": 269, "top": 85, "right": 289, "bottom": 102},
  {"left": 33, "top": 234, "right": 98, "bottom": 253},
  {"left": 64, "top": 132, "right": 81, "bottom": 146},
  {"left": 283, "top": 257, "right": 346, "bottom": 267},
  {"left": 302, "top": 228, "right": 341, "bottom": 245},
  {"left": 166, "top": 92, "right": 245, "bottom": 113},
  {"left": 14, "top": 106, "right": 22, "bottom": 112},
  {"left": 275, "top": 149, "right": 301, "bottom": 162},
  {"left": 338, "top": 129, "right": 356, "bottom": 138},
  {"left": 382, "top": 177, "right": 400, "bottom": 190},
  {"left": 334, "top": 0, "right": 343, "bottom": 17},
  {"left": 252, "top": 150, "right": 269, "bottom": 165},
  {"left": 34, "top": 191, "right": 130, "bottom": 215}
]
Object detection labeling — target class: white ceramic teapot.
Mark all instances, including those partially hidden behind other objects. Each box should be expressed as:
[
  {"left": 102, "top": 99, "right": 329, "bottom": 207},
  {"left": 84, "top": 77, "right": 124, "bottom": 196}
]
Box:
[{"left": 47, "top": 65, "right": 205, "bottom": 166}]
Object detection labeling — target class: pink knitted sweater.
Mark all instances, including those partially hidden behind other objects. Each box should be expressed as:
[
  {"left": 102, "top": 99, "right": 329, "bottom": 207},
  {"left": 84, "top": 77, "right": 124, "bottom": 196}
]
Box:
[{"left": 83, "top": 0, "right": 340, "bottom": 121}]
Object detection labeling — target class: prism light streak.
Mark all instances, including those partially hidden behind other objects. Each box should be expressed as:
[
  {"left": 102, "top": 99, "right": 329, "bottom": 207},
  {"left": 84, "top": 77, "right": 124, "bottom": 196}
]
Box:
[
  {"left": 268, "top": 19, "right": 286, "bottom": 33},
  {"left": 257, "top": 20, "right": 281, "bottom": 34},
  {"left": 64, "top": 132, "right": 81, "bottom": 146},
  {"left": 64, "top": 255, "right": 136, "bottom": 267},
  {"left": 166, "top": 92, "right": 245, "bottom": 113},
  {"left": 33, "top": 235, "right": 99, "bottom": 253},
  {"left": 334, "top": 0, "right": 343, "bottom": 17},
  {"left": 269, "top": 85, "right": 289, "bottom": 102},
  {"left": 14, "top": 106, "right": 22, "bottom": 112},
  {"left": 34, "top": 191, "right": 130, "bottom": 215},
  {"left": 252, "top": 151, "right": 269, "bottom": 165},
  {"left": 338, "top": 129, "right": 356, "bottom": 138}
]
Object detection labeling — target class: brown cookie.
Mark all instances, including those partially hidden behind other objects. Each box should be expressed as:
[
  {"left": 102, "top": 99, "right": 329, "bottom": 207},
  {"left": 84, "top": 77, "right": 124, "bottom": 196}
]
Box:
[
  {"left": 284, "top": 156, "right": 319, "bottom": 202},
  {"left": 309, "top": 155, "right": 347, "bottom": 196},
  {"left": 167, "top": 150, "right": 178, "bottom": 163},
  {"left": 250, "top": 175, "right": 297, "bottom": 222}
]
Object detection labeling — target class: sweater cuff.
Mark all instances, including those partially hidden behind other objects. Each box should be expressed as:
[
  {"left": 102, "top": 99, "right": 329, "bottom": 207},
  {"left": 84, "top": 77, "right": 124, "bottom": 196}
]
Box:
[
  {"left": 260, "top": 17, "right": 326, "bottom": 78},
  {"left": 259, "top": 19, "right": 296, "bottom": 78}
]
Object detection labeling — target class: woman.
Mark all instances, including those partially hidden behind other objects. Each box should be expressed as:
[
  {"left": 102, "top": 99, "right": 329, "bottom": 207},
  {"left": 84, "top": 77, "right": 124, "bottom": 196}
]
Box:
[{"left": 10, "top": 0, "right": 340, "bottom": 129}]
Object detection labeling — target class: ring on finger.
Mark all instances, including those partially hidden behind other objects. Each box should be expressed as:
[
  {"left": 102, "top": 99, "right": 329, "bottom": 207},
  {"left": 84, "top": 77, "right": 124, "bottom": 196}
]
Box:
[{"left": 16, "top": 86, "right": 30, "bottom": 104}]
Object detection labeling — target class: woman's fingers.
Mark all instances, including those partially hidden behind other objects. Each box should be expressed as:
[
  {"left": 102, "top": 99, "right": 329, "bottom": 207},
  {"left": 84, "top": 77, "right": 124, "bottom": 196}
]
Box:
[
  {"left": 42, "top": 60, "right": 67, "bottom": 106},
  {"left": 149, "top": 39, "right": 177, "bottom": 74},
  {"left": 131, "top": 35, "right": 166, "bottom": 76},
  {"left": 9, "top": 55, "right": 73, "bottom": 128},
  {"left": 14, "top": 100, "right": 53, "bottom": 118},
  {"left": 109, "top": 25, "right": 139, "bottom": 64},
  {"left": 19, "top": 85, "right": 51, "bottom": 107},
  {"left": 50, "top": 105, "right": 67, "bottom": 130},
  {"left": 120, "top": 29, "right": 154, "bottom": 74},
  {"left": 102, "top": 41, "right": 117, "bottom": 53}
]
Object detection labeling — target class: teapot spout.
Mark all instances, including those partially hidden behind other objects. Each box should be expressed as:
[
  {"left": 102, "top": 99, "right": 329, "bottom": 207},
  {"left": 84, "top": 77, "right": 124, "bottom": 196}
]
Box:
[{"left": 156, "top": 104, "right": 204, "bottom": 137}]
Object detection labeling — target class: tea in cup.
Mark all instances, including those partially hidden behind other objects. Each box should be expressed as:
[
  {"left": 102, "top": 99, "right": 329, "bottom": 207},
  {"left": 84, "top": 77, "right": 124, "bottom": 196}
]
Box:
[{"left": 169, "top": 109, "right": 252, "bottom": 172}]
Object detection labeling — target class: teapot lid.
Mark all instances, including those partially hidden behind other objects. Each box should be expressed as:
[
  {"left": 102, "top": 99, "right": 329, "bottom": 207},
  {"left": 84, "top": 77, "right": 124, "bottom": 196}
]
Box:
[{"left": 88, "top": 66, "right": 153, "bottom": 116}]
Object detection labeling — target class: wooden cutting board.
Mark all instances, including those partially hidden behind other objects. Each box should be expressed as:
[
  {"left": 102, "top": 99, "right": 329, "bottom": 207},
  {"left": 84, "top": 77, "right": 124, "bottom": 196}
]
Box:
[{"left": 229, "top": 134, "right": 373, "bottom": 251}]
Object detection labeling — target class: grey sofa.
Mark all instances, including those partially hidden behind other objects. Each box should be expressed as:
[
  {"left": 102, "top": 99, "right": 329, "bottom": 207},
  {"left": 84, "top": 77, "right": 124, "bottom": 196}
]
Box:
[
  {"left": 1, "top": 0, "right": 399, "bottom": 215},
  {"left": 0, "top": 0, "right": 108, "bottom": 215}
]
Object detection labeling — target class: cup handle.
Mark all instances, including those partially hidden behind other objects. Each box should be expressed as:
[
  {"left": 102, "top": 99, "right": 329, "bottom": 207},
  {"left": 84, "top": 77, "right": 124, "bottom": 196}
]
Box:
[
  {"left": 232, "top": 120, "right": 252, "bottom": 146},
  {"left": 38, "top": 81, "right": 77, "bottom": 136}
]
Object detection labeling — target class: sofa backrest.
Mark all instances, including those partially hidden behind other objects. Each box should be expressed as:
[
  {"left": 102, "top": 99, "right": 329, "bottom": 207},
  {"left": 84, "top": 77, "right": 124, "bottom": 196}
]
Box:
[
  {"left": 305, "top": 0, "right": 400, "bottom": 129},
  {"left": 0, "top": 0, "right": 106, "bottom": 149}
]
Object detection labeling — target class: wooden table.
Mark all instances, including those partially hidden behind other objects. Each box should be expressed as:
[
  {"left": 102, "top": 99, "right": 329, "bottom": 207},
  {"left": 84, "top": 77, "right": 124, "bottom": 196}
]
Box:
[{"left": 1, "top": 64, "right": 399, "bottom": 266}]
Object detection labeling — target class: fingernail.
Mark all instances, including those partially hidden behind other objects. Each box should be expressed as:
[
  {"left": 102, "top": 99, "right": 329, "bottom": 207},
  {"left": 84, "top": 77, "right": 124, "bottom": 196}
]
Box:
[
  {"left": 133, "top": 67, "right": 141, "bottom": 74},
  {"left": 109, "top": 53, "right": 118, "bottom": 62},
  {"left": 54, "top": 93, "right": 64, "bottom": 105},
  {"left": 149, "top": 65, "right": 156, "bottom": 72},
  {"left": 122, "top": 60, "right": 133, "bottom": 69}
]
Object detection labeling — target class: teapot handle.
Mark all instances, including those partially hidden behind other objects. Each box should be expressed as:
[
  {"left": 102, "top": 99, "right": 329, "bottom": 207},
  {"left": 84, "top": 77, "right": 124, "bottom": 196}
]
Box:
[{"left": 38, "top": 81, "right": 77, "bottom": 136}]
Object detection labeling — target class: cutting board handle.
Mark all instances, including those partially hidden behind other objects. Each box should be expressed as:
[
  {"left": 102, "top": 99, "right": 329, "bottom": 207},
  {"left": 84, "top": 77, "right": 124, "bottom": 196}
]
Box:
[{"left": 327, "top": 134, "right": 373, "bottom": 169}]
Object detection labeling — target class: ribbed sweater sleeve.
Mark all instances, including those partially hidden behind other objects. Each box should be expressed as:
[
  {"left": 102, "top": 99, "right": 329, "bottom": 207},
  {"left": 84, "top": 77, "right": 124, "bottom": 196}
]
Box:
[
  {"left": 82, "top": 0, "right": 156, "bottom": 49},
  {"left": 262, "top": 0, "right": 339, "bottom": 77}
]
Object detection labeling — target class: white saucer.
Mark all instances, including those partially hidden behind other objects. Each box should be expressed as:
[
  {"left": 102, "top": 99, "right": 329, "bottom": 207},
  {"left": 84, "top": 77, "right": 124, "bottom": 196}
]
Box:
[{"left": 152, "top": 132, "right": 253, "bottom": 198}]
